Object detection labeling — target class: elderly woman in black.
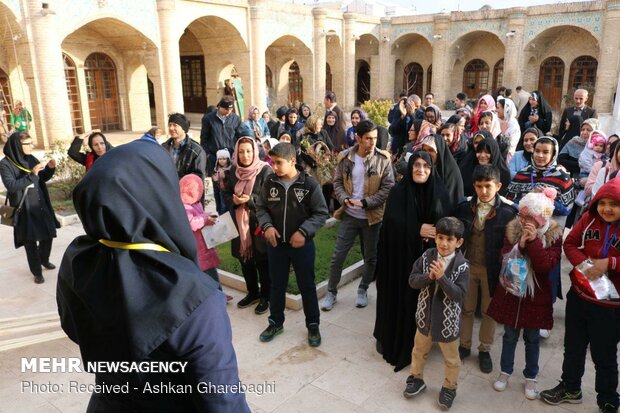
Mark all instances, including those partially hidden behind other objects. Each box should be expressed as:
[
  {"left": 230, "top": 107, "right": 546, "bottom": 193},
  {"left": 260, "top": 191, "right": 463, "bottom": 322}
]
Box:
[
  {"left": 57, "top": 139, "right": 249, "bottom": 412},
  {"left": 374, "top": 151, "right": 455, "bottom": 371},
  {"left": 0, "top": 131, "right": 59, "bottom": 283}
]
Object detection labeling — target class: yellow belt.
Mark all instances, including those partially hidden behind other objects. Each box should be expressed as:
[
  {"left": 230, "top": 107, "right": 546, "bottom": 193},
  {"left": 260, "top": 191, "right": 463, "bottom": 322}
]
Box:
[{"left": 98, "top": 239, "right": 170, "bottom": 252}]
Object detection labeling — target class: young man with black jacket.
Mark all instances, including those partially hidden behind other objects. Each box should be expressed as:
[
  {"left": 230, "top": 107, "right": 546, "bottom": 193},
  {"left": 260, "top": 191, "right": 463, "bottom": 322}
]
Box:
[
  {"left": 161, "top": 113, "right": 206, "bottom": 184},
  {"left": 256, "top": 143, "right": 329, "bottom": 347}
]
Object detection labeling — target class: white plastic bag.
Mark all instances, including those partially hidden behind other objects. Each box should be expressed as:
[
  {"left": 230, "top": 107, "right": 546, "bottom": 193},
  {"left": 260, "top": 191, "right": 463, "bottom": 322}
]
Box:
[{"left": 499, "top": 244, "right": 536, "bottom": 298}]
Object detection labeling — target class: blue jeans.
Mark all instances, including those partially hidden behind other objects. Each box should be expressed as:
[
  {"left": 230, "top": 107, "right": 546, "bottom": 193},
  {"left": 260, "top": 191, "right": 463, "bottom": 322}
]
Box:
[
  {"left": 267, "top": 239, "right": 319, "bottom": 328},
  {"left": 213, "top": 185, "right": 228, "bottom": 216},
  {"left": 204, "top": 268, "right": 222, "bottom": 291},
  {"left": 327, "top": 213, "right": 381, "bottom": 294},
  {"left": 500, "top": 324, "right": 540, "bottom": 379}
]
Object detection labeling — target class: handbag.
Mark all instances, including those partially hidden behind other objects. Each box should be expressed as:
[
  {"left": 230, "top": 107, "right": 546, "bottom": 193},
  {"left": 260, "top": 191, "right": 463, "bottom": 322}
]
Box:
[{"left": 0, "top": 188, "right": 28, "bottom": 227}]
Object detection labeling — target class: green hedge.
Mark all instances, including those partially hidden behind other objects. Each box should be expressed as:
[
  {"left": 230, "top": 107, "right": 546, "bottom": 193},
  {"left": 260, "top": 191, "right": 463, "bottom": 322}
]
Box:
[{"left": 216, "top": 222, "right": 362, "bottom": 294}]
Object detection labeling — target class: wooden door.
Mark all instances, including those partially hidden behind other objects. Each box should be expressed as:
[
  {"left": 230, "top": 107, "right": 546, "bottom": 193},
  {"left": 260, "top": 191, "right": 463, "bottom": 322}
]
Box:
[
  {"left": 63, "top": 54, "right": 84, "bottom": 135},
  {"left": 85, "top": 53, "right": 121, "bottom": 131},
  {"left": 426, "top": 64, "right": 432, "bottom": 95},
  {"left": 403, "top": 62, "right": 423, "bottom": 98},
  {"left": 180, "top": 56, "right": 207, "bottom": 113},
  {"left": 326, "top": 63, "right": 333, "bottom": 93},
  {"left": 493, "top": 59, "right": 504, "bottom": 91},
  {"left": 0, "top": 68, "right": 12, "bottom": 131},
  {"left": 288, "top": 61, "right": 303, "bottom": 105},
  {"left": 569, "top": 56, "right": 597, "bottom": 106},
  {"left": 357, "top": 61, "right": 370, "bottom": 105},
  {"left": 538, "top": 57, "right": 564, "bottom": 112},
  {"left": 463, "top": 59, "right": 489, "bottom": 98}
]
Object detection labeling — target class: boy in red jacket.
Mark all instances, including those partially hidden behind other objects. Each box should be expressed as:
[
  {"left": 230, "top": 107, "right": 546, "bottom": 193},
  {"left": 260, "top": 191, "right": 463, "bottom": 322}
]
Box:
[{"left": 540, "top": 179, "right": 620, "bottom": 413}]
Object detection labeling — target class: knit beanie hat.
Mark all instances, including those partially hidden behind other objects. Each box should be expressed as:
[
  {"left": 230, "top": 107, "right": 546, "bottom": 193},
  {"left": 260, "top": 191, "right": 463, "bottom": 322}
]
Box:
[
  {"left": 179, "top": 174, "right": 204, "bottom": 205},
  {"left": 519, "top": 187, "right": 556, "bottom": 230},
  {"left": 168, "top": 113, "right": 190, "bottom": 133},
  {"left": 216, "top": 149, "right": 231, "bottom": 160},
  {"left": 588, "top": 130, "right": 607, "bottom": 149}
]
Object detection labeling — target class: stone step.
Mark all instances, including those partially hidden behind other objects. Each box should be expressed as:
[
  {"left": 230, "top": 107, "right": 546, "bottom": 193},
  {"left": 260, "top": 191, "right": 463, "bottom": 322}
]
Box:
[{"left": 0, "top": 311, "right": 65, "bottom": 352}]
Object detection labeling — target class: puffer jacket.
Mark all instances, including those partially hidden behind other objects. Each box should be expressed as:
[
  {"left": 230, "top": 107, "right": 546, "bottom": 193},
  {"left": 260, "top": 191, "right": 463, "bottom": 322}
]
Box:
[
  {"left": 564, "top": 178, "right": 620, "bottom": 308},
  {"left": 333, "top": 145, "right": 395, "bottom": 225},
  {"left": 487, "top": 218, "right": 563, "bottom": 329}
]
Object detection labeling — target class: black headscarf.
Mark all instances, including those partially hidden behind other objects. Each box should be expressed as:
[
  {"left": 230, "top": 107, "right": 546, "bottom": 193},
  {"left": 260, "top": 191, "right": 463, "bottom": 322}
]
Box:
[
  {"left": 476, "top": 137, "right": 510, "bottom": 194},
  {"left": 517, "top": 90, "right": 553, "bottom": 133},
  {"left": 57, "top": 140, "right": 219, "bottom": 363},
  {"left": 373, "top": 151, "right": 453, "bottom": 371},
  {"left": 459, "top": 130, "right": 494, "bottom": 197},
  {"left": 559, "top": 114, "right": 584, "bottom": 150},
  {"left": 519, "top": 127, "right": 543, "bottom": 164},
  {"left": 3, "top": 131, "right": 30, "bottom": 169},
  {"left": 431, "top": 133, "right": 464, "bottom": 203}
]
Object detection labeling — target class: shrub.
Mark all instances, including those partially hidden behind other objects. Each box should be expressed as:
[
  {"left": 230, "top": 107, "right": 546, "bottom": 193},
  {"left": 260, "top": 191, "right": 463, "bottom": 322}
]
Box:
[
  {"left": 361, "top": 99, "right": 392, "bottom": 127},
  {"left": 43, "top": 140, "right": 84, "bottom": 200}
]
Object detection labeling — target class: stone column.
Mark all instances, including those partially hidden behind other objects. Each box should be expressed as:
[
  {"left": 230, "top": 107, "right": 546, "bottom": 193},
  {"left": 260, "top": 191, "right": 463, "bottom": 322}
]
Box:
[
  {"left": 612, "top": 71, "right": 620, "bottom": 131},
  {"left": 343, "top": 12, "right": 356, "bottom": 110},
  {"left": 156, "top": 0, "right": 184, "bottom": 114},
  {"left": 378, "top": 17, "right": 394, "bottom": 100},
  {"left": 26, "top": 0, "right": 73, "bottom": 146},
  {"left": 313, "top": 8, "right": 327, "bottom": 108},
  {"left": 430, "top": 13, "right": 449, "bottom": 108},
  {"left": 594, "top": 0, "right": 620, "bottom": 113},
  {"left": 250, "top": 0, "right": 267, "bottom": 110},
  {"left": 503, "top": 8, "right": 527, "bottom": 89}
]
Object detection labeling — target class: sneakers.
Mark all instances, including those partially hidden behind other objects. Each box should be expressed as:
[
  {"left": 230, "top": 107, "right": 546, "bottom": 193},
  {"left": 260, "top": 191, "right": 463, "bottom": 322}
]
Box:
[
  {"left": 540, "top": 381, "right": 583, "bottom": 405},
  {"left": 237, "top": 293, "right": 260, "bottom": 309},
  {"left": 321, "top": 291, "right": 337, "bottom": 311},
  {"left": 493, "top": 372, "right": 510, "bottom": 392},
  {"left": 599, "top": 403, "right": 619, "bottom": 413},
  {"left": 458, "top": 346, "right": 471, "bottom": 360},
  {"left": 403, "top": 376, "right": 426, "bottom": 398},
  {"left": 34, "top": 275, "right": 45, "bottom": 284},
  {"left": 355, "top": 288, "right": 368, "bottom": 308},
  {"left": 539, "top": 329, "right": 551, "bottom": 339},
  {"left": 437, "top": 387, "right": 457, "bottom": 410},
  {"left": 254, "top": 299, "right": 269, "bottom": 315},
  {"left": 259, "top": 322, "right": 283, "bottom": 342},
  {"left": 307, "top": 323, "right": 321, "bottom": 347},
  {"left": 41, "top": 262, "right": 56, "bottom": 270},
  {"left": 478, "top": 351, "right": 493, "bottom": 373},
  {"left": 525, "top": 378, "right": 538, "bottom": 400}
]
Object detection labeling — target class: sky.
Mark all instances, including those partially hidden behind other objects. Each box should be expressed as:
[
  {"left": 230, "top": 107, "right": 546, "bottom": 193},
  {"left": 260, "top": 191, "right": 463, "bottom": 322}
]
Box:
[{"left": 291, "top": 0, "right": 592, "bottom": 15}]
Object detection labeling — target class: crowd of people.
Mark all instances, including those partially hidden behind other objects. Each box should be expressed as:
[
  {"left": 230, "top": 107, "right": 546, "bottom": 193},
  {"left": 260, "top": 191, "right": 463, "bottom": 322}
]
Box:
[{"left": 1, "top": 85, "right": 619, "bottom": 413}]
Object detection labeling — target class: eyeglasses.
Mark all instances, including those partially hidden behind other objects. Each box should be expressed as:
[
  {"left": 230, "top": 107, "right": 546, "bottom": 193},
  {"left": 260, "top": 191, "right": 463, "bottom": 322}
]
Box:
[{"left": 21, "top": 142, "right": 34, "bottom": 146}]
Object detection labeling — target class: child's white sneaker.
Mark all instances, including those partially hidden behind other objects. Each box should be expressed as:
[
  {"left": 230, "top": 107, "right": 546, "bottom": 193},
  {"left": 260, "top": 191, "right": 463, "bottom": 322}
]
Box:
[
  {"left": 493, "top": 372, "right": 510, "bottom": 391},
  {"left": 525, "top": 378, "right": 538, "bottom": 399},
  {"left": 539, "top": 329, "right": 550, "bottom": 339}
]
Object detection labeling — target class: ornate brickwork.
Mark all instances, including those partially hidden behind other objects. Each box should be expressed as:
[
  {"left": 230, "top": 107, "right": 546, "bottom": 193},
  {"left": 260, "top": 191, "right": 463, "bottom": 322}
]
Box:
[{"left": 525, "top": 11, "right": 604, "bottom": 41}]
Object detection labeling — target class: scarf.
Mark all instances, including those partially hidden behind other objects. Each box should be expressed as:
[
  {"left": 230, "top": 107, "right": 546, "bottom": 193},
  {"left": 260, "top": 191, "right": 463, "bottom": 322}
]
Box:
[
  {"left": 507, "top": 136, "right": 575, "bottom": 207},
  {"left": 233, "top": 137, "right": 268, "bottom": 260},
  {"left": 58, "top": 140, "right": 219, "bottom": 363},
  {"left": 3, "top": 131, "right": 30, "bottom": 169}
]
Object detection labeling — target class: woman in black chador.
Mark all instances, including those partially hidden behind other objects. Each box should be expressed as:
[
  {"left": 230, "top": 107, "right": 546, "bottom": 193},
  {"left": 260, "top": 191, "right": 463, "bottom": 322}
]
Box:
[
  {"left": 56, "top": 140, "right": 250, "bottom": 413},
  {"left": 373, "top": 151, "right": 454, "bottom": 371}
]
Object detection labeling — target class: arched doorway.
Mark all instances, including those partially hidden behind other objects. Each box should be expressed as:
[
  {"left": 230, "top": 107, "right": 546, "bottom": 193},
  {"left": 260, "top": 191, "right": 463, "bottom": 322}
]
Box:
[
  {"left": 288, "top": 61, "right": 303, "bottom": 105},
  {"left": 63, "top": 54, "right": 84, "bottom": 135},
  {"left": 403, "top": 62, "right": 423, "bottom": 98},
  {"left": 84, "top": 52, "right": 121, "bottom": 131},
  {"left": 493, "top": 59, "right": 504, "bottom": 91},
  {"left": 0, "top": 68, "right": 12, "bottom": 131},
  {"left": 463, "top": 59, "right": 489, "bottom": 98},
  {"left": 326, "top": 63, "right": 332, "bottom": 93},
  {"left": 538, "top": 56, "right": 564, "bottom": 111},
  {"left": 569, "top": 56, "right": 598, "bottom": 105},
  {"left": 426, "top": 65, "right": 432, "bottom": 95},
  {"left": 357, "top": 61, "right": 370, "bottom": 105}
]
